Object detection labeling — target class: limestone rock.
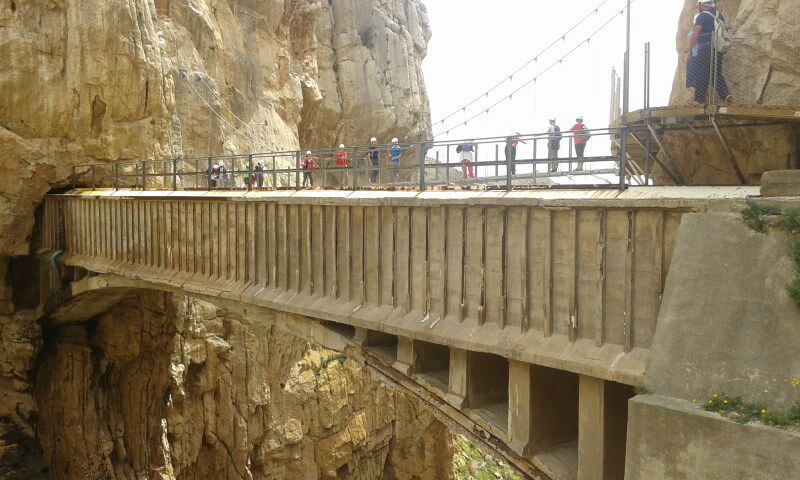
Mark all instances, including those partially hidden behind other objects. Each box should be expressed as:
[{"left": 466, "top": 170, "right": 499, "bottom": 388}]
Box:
[
  {"left": 663, "top": 0, "right": 800, "bottom": 186},
  {"left": 0, "top": 0, "right": 431, "bottom": 258},
  {"left": 31, "top": 292, "right": 453, "bottom": 479}
]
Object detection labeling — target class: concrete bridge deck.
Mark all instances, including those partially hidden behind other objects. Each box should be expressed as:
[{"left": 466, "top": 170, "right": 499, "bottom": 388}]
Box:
[{"left": 39, "top": 186, "right": 757, "bottom": 479}]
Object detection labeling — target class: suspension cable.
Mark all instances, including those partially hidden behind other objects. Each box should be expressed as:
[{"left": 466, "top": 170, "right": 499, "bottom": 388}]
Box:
[
  {"left": 410, "top": 0, "right": 615, "bottom": 138},
  {"left": 182, "top": 72, "right": 262, "bottom": 147},
  {"left": 434, "top": 1, "right": 633, "bottom": 138}
]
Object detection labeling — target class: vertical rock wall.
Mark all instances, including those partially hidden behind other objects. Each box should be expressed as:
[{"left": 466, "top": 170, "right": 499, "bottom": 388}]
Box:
[
  {"left": 32, "top": 292, "right": 452, "bottom": 479},
  {"left": 0, "top": 0, "right": 431, "bottom": 258}
]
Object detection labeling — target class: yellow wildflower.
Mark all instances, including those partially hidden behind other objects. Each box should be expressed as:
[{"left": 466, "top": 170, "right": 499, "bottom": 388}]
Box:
[
  {"left": 713, "top": 393, "right": 718, "bottom": 398},
  {"left": 761, "top": 409, "right": 767, "bottom": 414}
]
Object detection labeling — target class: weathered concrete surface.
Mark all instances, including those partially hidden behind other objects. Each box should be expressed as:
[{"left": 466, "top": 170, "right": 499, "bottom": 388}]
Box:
[
  {"left": 625, "top": 394, "right": 800, "bottom": 480},
  {"left": 40, "top": 188, "right": 757, "bottom": 386},
  {"left": 761, "top": 169, "right": 800, "bottom": 197},
  {"left": 646, "top": 212, "right": 800, "bottom": 409}
]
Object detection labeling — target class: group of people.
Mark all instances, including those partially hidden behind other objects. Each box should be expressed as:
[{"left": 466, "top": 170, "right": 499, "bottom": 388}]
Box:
[
  {"left": 298, "top": 137, "right": 406, "bottom": 187},
  {"left": 455, "top": 117, "right": 590, "bottom": 179}
]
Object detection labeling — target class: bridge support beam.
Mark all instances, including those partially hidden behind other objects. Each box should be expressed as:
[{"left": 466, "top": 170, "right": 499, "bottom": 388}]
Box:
[
  {"left": 446, "top": 347, "right": 468, "bottom": 409},
  {"left": 393, "top": 337, "right": 417, "bottom": 374},
  {"left": 508, "top": 362, "right": 583, "bottom": 457},
  {"left": 578, "top": 375, "right": 632, "bottom": 480},
  {"left": 508, "top": 360, "right": 533, "bottom": 456}
]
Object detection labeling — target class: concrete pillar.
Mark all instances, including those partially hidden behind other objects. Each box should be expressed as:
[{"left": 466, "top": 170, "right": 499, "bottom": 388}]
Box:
[
  {"left": 579, "top": 375, "right": 606, "bottom": 480},
  {"left": 393, "top": 337, "right": 416, "bottom": 374},
  {"left": 578, "top": 376, "right": 632, "bottom": 480},
  {"left": 508, "top": 360, "right": 533, "bottom": 456},
  {"left": 446, "top": 347, "right": 468, "bottom": 409}
]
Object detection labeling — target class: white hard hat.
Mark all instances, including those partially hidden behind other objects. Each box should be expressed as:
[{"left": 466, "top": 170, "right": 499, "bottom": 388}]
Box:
[
  {"left": 698, "top": 0, "right": 715, "bottom": 4},
  {"left": 339, "top": 144, "right": 345, "bottom": 149},
  {"left": 370, "top": 137, "right": 377, "bottom": 142},
  {"left": 306, "top": 151, "right": 312, "bottom": 155},
  {"left": 391, "top": 137, "right": 399, "bottom": 143},
  {"left": 218, "top": 160, "right": 224, "bottom": 166}
]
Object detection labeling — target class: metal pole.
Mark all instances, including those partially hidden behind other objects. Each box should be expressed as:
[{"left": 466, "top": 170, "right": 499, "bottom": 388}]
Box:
[
  {"left": 418, "top": 143, "right": 425, "bottom": 190},
  {"left": 272, "top": 155, "right": 277, "bottom": 188},
  {"left": 623, "top": 0, "right": 631, "bottom": 116},
  {"left": 113, "top": 164, "right": 119, "bottom": 191},
  {"left": 90, "top": 164, "right": 96, "bottom": 190},
  {"left": 72, "top": 166, "right": 77, "bottom": 190},
  {"left": 247, "top": 154, "right": 254, "bottom": 192},
  {"left": 295, "top": 151, "right": 301, "bottom": 189},
  {"left": 505, "top": 144, "right": 512, "bottom": 191},
  {"left": 495, "top": 144, "right": 499, "bottom": 178},
  {"left": 172, "top": 159, "right": 178, "bottom": 190},
  {"left": 644, "top": 42, "right": 651, "bottom": 109},
  {"left": 141, "top": 161, "right": 147, "bottom": 191},
  {"left": 446, "top": 146, "right": 450, "bottom": 184},
  {"left": 207, "top": 157, "right": 213, "bottom": 190},
  {"left": 619, "top": 128, "right": 628, "bottom": 190},
  {"left": 352, "top": 149, "right": 358, "bottom": 190}
]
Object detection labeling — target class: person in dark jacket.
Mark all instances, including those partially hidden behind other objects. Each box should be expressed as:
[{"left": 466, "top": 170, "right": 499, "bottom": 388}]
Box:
[{"left": 685, "top": 0, "right": 732, "bottom": 104}]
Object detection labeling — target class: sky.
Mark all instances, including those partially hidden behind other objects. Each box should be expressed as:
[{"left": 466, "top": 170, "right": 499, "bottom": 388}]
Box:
[{"left": 421, "top": 0, "right": 685, "bottom": 160}]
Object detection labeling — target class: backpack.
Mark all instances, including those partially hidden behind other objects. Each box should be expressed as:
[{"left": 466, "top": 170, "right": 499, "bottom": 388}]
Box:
[{"left": 703, "top": 11, "right": 731, "bottom": 53}]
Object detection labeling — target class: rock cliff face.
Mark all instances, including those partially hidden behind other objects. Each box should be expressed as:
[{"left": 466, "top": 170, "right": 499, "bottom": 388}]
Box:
[
  {"left": 664, "top": 0, "right": 800, "bottom": 185},
  {"left": 1, "top": 0, "right": 434, "bottom": 477},
  {"left": 31, "top": 292, "right": 452, "bottom": 479},
  {"left": 0, "top": 0, "right": 431, "bottom": 258}
]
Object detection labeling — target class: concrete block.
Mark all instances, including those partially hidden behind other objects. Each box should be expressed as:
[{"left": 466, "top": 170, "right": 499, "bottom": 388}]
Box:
[
  {"left": 625, "top": 394, "right": 800, "bottom": 480},
  {"left": 761, "top": 169, "right": 800, "bottom": 197}
]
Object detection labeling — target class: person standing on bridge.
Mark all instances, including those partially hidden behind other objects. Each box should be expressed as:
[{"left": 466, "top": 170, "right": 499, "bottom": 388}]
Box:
[
  {"left": 367, "top": 137, "right": 381, "bottom": 184},
  {"left": 254, "top": 160, "right": 265, "bottom": 189},
  {"left": 336, "top": 144, "right": 350, "bottom": 186},
  {"left": 457, "top": 141, "right": 475, "bottom": 179},
  {"left": 569, "top": 117, "right": 590, "bottom": 171},
  {"left": 390, "top": 138, "right": 403, "bottom": 181},
  {"left": 686, "top": 0, "right": 733, "bottom": 104},
  {"left": 547, "top": 119, "right": 562, "bottom": 173},
  {"left": 301, "top": 151, "right": 315, "bottom": 187},
  {"left": 505, "top": 133, "right": 525, "bottom": 175}
]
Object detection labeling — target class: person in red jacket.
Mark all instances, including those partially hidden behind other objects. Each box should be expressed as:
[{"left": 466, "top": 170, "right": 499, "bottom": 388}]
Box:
[
  {"left": 336, "top": 144, "right": 350, "bottom": 186},
  {"left": 569, "top": 117, "right": 590, "bottom": 171}
]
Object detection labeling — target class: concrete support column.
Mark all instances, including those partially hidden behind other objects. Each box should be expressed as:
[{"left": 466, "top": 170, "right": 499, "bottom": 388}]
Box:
[
  {"left": 393, "top": 337, "right": 416, "bottom": 374},
  {"left": 508, "top": 360, "right": 533, "bottom": 456},
  {"left": 578, "top": 375, "right": 632, "bottom": 480},
  {"left": 446, "top": 347, "right": 468, "bottom": 409},
  {"left": 579, "top": 375, "right": 606, "bottom": 480}
]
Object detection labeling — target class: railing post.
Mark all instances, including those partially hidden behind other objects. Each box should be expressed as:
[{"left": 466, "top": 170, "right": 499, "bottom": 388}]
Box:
[
  {"left": 495, "top": 144, "right": 499, "bottom": 178},
  {"left": 353, "top": 149, "right": 360, "bottom": 190},
  {"left": 172, "top": 158, "right": 178, "bottom": 190},
  {"left": 295, "top": 151, "right": 301, "bottom": 189},
  {"left": 113, "top": 164, "right": 119, "bottom": 191},
  {"left": 619, "top": 127, "right": 628, "bottom": 191},
  {"left": 141, "top": 161, "right": 147, "bottom": 191},
  {"left": 506, "top": 146, "right": 513, "bottom": 191},
  {"left": 272, "top": 155, "right": 277, "bottom": 188},
  {"left": 72, "top": 166, "right": 77, "bottom": 190},
  {"left": 446, "top": 146, "right": 450, "bottom": 184},
  {"left": 418, "top": 143, "right": 425, "bottom": 190},
  {"left": 207, "top": 157, "right": 213, "bottom": 190},
  {"left": 247, "top": 154, "right": 254, "bottom": 192},
  {"left": 90, "top": 164, "right": 96, "bottom": 190}
]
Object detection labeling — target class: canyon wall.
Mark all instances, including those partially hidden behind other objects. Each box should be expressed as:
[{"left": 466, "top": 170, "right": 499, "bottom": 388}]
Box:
[
  {"left": 1, "top": 0, "right": 433, "bottom": 477},
  {"left": 0, "top": 0, "right": 431, "bottom": 258},
  {"left": 663, "top": 0, "right": 800, "bottom": 185},
  {"left": 30, "top": 292, "right": 452, "bottom": 480}
]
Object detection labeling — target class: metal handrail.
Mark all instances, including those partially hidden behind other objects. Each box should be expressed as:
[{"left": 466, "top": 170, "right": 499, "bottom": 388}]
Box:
[{"left": 73, "top": 127, "right": 634, "bottom": 192}]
